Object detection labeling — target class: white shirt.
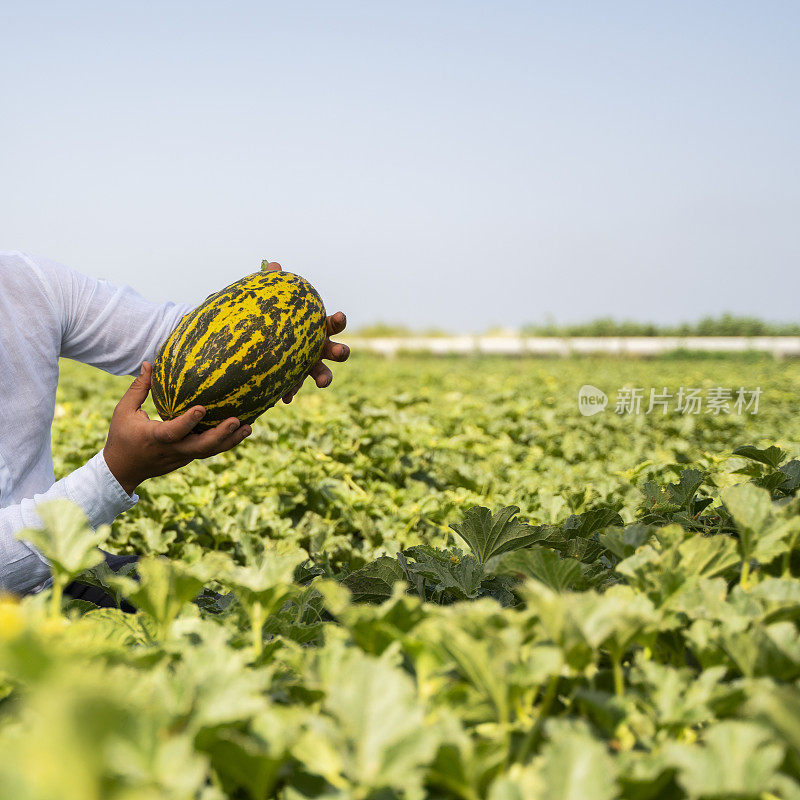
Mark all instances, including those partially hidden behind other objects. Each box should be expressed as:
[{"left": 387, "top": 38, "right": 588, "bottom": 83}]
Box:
[{"left": 0, "top": 251, "right": 192, "bottom": 595}]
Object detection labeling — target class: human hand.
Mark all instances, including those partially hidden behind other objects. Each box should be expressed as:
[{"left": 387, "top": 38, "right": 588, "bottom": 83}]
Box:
[
  {"left": 103, "top": 362, "right": 251, "bottom": 496},
  {"left": 261, "top": 261, "right": 350, "bottom": 403}
]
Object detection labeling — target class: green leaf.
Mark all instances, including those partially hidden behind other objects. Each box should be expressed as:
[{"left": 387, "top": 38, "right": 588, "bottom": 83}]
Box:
[
  {"left": 66, "top": 561, "right": 135, "bottom": 614},
  {"left": 450, "top": 506, "right": 548, "bottom": 564},
  {"left": 431, "top": 733, "right": 509, "bottom": 800},
  {"left": 777, "top": 460, "right": 800, "bottom": 495},
  {"left": 665, "top": 721, "right": 784, "bottom": 798},
  {"left": 666, "top": 469, "right": 704, "bottom": 510},
  {"left": 221, "top": 549, "right": 303, "bottom": 657},
  {"left": 538, "top": 720, "right": 618, "bottom": 800},
  {"left": 722, "top": 483, "right": 774, "bottom": 570},
  {"left": 615, "top": 749, "right": 677, "bottom": 800},
  {"left": 640, "top": 481, "right": 679, "bottom": 514},
  {"left": 330, "top": 585, "right": 426, "bottom": 655},
  {"left": 402, "top": 546, "right": 484, "bottom": 600},
  {"left": 19, "top": 500, "right": 109, "bottom": 583},
  {"left": 488, "top": 764, "right": 545, "bottom": 800},
  {"left": 523, "top": 583, "right": 655, "bottom": 674},
  {"left": 342, "top": 556, "right": 406, "bottom": 602},
  {"left": 749, "top": 577, "right": 800, "bottom": 624},
  {"left": 675, "top": 534, "right": 740, "bottom": 579},
  {"left": 113, "top": 556, "right": 206, "bottom": 636},
  {"left": 733, "top": 445, "right": 787, "bottom": 469},
  {"left": 291, "top": 644, "right": 441, "bottom": 796},
  {"left": 629, "top": 658, "right": 727, "bottom": 730},
  {"left": 426, "top": 618, "right": 549, "bottom": 726},
  {"left": 581, "top": 584, "right": 657, "bottom": 657},
  {"left": 722, "top": 620, "right": 800, "bottom": 680},
  {"left": 487, "top": 547, "right": 582, "bottom": 592},
  {"left": 137, "top": 518, "right": 177, "bottom": 555},
  {"left": 598, "top": 524, "right": 654, "bottom": 560},
  {"left": 746, "top": 682, "right": 800, "bottom": 758},
  {"left": 616, "top": 527, "right": 739, "bottom": 604},
  {"left": 198, "top": 729, "right": 286, "bottom": 800},
  {"left": 722, "top": 483, "right": 773, "bottom": 532},
  {"left": 168, "top": 629, "right": 273, "bottom": 733},
  {"left": 562, "top": 508, "right": 624, "bottom": 537},
  {"left": 223, "top": 549, "right": 303, "bottom": 599}
]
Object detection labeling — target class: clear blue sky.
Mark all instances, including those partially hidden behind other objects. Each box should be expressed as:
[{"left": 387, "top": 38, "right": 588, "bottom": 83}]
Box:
[{"left": 3, "top": 1, "right": 798, "bottom": 332}]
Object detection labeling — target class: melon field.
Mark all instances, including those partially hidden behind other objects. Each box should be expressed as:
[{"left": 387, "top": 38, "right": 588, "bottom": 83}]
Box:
[{"left": 3, "top": 353, "right": 800, "bottom": 800}]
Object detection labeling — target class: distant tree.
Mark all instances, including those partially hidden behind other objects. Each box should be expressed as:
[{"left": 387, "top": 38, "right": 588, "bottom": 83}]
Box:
[
  {"left": 356, "top": 315, "right": 800, "bottom": 338},
  {"left": 521, "top": 314, "right": 800, "bottom": 337},
  {"left": 353, "top": 323, "right": 414, "bottom": 338}
]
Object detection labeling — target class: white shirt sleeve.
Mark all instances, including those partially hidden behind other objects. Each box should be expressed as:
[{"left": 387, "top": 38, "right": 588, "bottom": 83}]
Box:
[
  {"left": 26, "top": 254, "right": 193, "bottom": 375},
  {"left": 0, "top": 451, "right": 137, "bottom": 596},
  {"left": 0, "top": 253, "right": 196, "bottom": 595}
]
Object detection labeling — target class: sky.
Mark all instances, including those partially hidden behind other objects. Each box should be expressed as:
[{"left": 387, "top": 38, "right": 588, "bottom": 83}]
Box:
[{"left": 2, "top": 1, "right": 799, "bottom": 333}]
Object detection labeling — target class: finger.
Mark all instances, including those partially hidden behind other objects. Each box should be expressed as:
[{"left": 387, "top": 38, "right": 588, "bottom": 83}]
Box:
[
  {"left": 118, "top": 362, "right": 153, "bottom": 413},
  {"left": 202, "top": 420, "right": 251, "bottom": 456},
  {"left": 264, "top": 261, "right": 282, "bottom": 272},
  {"left": 326, "top": 312, "right": 347, "bottom": 336},
  {"left": 153, "top": 406, "right": 206, "bottom": 443},
  {"left": 177, "top": 417, "right": 248, "bottom": 457},
  {"left": 215, "top": 423, "right": 252, "bottom": 454},
  {"left": 282, "top": 380, "right": 303, "bottom": 404},
  {"left": 310, "top": 362, "right": 333, "bottom": 388},
  {"left": 322, "top": 340, "right": 350, "bottom": 362}
]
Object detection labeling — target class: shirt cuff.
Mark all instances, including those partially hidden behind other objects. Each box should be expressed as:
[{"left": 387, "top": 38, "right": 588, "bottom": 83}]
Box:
[{"left": 61, "top": 450, "right": 138, "bottom": 529}]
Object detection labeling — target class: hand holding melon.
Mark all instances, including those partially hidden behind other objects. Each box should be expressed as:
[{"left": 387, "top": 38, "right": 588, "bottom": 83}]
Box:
[{"left": 104, "top": 363, "right": 252, "bottom": 496}]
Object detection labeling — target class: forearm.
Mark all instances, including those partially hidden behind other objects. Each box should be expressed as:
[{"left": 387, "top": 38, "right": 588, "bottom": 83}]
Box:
[{"left": 0, "top": 451, "right": 137, "bottom": 596}]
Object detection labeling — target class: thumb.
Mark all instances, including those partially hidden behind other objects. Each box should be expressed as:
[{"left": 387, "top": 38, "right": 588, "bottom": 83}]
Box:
[{"left": 119, "top": 362, "right": 153, "bottom": 412}]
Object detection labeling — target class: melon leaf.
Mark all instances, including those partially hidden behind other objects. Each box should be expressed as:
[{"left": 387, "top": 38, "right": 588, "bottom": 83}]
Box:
[{"left": 450, "top": 505, "right": 547, "bottom": 564}]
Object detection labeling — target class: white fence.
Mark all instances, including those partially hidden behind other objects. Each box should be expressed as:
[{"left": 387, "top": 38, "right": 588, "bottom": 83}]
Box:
[{"left": 343, "top": 336, "right": 800, "bottom": 358}]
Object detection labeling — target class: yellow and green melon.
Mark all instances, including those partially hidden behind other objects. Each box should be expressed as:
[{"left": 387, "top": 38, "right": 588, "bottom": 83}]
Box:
[{"left": 151, "top": 262, "right": 327, "bottom": 430}]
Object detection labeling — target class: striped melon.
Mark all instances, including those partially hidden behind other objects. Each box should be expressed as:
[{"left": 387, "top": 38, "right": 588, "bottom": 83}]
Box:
[{"left": 151, "top": 263, "right": 327, "bottom": 431}]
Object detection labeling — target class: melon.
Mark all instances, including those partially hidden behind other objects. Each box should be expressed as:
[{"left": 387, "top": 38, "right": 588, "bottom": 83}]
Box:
[{"left": 151, "top": 262, "right": 327, "bottom": 430}]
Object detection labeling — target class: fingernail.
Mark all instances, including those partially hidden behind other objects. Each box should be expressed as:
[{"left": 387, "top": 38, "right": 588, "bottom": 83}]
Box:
[
  {"left": 229, "top": 422, "right": 238, "bottom": 432},
  {"left": 194, "top": 407, "right": 205, "bottom": 419},
  {"left": 243, "top": 426, "right": 252, "bottom": 437},
  {"left": 140, "top": 364, "right": 145, "bottom": 376}
]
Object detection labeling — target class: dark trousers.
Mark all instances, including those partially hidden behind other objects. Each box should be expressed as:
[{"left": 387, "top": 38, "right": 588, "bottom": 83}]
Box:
[{"left": 64, "top": 550, "right": 139, "bottom": 613}]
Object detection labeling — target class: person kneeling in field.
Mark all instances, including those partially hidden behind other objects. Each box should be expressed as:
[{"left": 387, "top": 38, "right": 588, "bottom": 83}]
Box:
[{"left": 0, "top": 251, "right": 349, "bottom": 607}]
